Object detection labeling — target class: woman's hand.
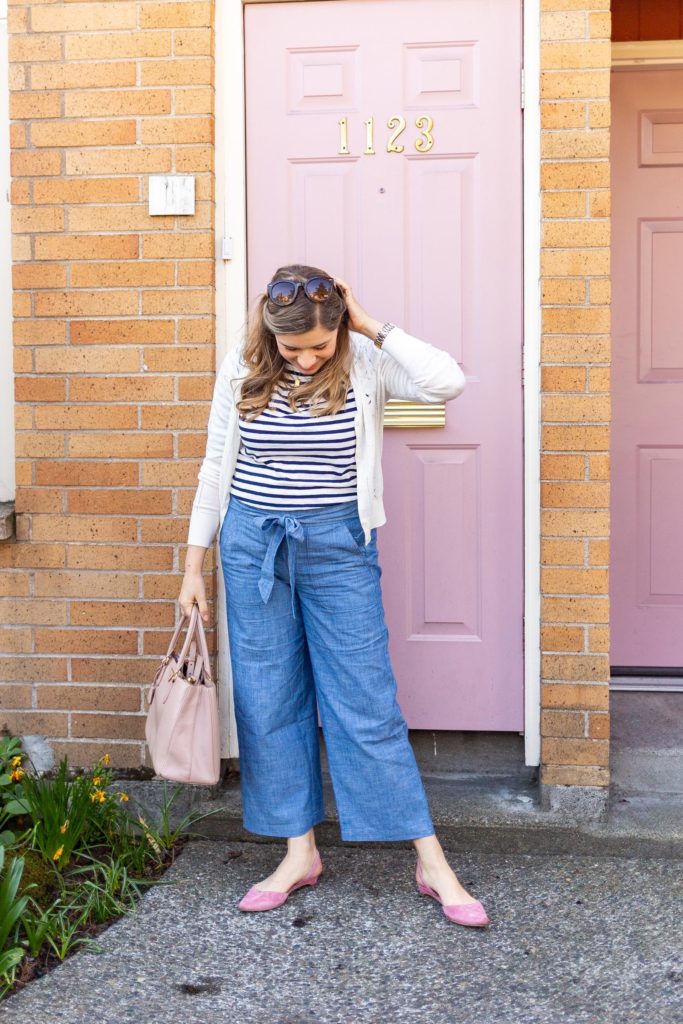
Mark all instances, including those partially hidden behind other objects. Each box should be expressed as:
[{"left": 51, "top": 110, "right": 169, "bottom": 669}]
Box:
[
  {"left": 334, "top": 277, "right": 383, "bottom": 339},
  {"left": 178, "top": 570, "right": 209, "bottom": 622}
]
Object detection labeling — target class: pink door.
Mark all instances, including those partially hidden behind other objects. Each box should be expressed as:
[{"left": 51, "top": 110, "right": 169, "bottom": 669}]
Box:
[
  {"left": 611, "top": 68, "right": 683, "bottom": 670},
  {"left": 244, "top": 0, "right": 524, "bottom": 729}
]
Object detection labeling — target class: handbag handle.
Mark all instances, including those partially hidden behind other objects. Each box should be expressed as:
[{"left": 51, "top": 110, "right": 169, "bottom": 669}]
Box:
[{"left": 168, "top": 603, "right": 213, "bottom": 684}]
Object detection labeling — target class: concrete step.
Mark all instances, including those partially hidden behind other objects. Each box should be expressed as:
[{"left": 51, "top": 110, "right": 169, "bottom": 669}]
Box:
[{"left": 115, "top": 771, "right": 683, "bottom": 860}]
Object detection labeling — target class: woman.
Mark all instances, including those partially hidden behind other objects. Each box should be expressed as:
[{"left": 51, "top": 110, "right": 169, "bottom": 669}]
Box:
[{"left": 178, "top": 264, "right": 490, "bottom": 928}]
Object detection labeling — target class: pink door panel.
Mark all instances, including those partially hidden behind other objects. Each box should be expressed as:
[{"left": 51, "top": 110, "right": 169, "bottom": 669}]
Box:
[
  {"left": 611, "top": 68, "right": 683, "bottom": 670},
  {"left": 244, "top": 0, "right": 524, "bottom": 728}
]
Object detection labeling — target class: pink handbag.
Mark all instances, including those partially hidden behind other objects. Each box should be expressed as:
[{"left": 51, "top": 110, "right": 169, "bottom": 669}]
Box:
[{"left": 144, "top": 604, "right": 220, "bottom": 786}]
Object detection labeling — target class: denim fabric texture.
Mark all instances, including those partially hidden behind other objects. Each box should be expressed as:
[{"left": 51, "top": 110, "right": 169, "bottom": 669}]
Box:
[{"left": 219, "top": 494, "right": 436, "bottom": 842}]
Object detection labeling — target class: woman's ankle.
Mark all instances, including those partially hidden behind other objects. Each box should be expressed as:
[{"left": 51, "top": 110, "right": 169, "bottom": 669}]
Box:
[{"left": 286, "top": 830, "right": 317, "bottom": 857}]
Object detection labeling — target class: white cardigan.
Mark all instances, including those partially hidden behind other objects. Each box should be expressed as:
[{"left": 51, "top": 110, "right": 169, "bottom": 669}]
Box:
[{"left": 186, "top": 326, "right": 466, "bottom": 549}]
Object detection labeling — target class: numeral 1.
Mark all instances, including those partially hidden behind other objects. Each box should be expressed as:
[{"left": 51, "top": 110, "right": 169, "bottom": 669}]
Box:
[{"left": 337, "top": 116, "right": 349, "bottom": 155}]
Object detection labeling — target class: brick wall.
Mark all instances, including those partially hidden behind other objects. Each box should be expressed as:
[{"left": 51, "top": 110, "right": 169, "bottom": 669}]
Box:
[
  {"left": 539, "top": 1, "right": 612, "bottom": 793},
  {"left": 2, "top": 0, "right": 614, "bottom": 788},
  {"left": 2, "top": 1, "right": 216, "bottom": 768}
]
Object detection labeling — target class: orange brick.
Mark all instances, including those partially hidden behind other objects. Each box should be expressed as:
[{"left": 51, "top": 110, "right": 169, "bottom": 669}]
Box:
[
  {"left": 541, "top": 41, "right": 611, "bottom": 70},
  {"left": 68, "top": 432, "right": 173, "bottom": 458},
  {"left": 71, "top": 319, "right": 173, "bottom": 345},
  {"left": 540, "top": 70, "right": 610, "bottom": 100},
  {"left": 141, "top": 58, "right": 213, "bottom": 86},
  {"left": 35, "top": 462, "right": 137, "bottom": 485},
  {"left": 0, "top": 684, "right": 32, "bottom": 709},
  {"left": 0, "top": 657, "right": 68, "bottom": 682},
  {"left": 588, "top": 712, "right": 610, "bottom": 739},
  {"left": 540, "top": 162, "right": 609, "bottom": 190},
  {"left": 140, "top": 116, "right": 213, "bottom": 144},
  {"left": 66, "top": 489, "right": 172, "bottom": 516},
  {"left": 65, "top": 32, "right": 171, "bottom": 61},
  {"left": 542, "top": 654, "right": 610, "bottom": 680},
  {"left": 14, "top": 376, "right": 66, "bottom": 402},
  {"left": 32, "top": 120, "right": 137, "bottom": 149},
  {"left": 31, "top": 62, "right": 136, "bottom": 92},
  {"left": 51, "top": 741, "right": 142, "bottom": 770},
  {"left": 66, "top": 545, "right": 172, "bottom": 571},
  {"left": 542, "top": 425, "right": 610, "bottom": 451},
  {"left": 34, "top": 629, "right": 138, "bottom": 655},
  {"left": 542, "top": 509, "right": 609, "bottom": 536},
  {"left": 542, "top": 596, "right": 609, "bottom": 623},
  {"left": 35, "top": 571, "right": 139, "bottom": 599},
  {"left": 541, "top": 764, "right": 609, "bottom": 786},
  {"left": 0, "top": 573, "right": 30, "bottom": 597},
  {"left": 541, "top": 625, "right": 585, "bottom": 651},
  {"left": 542, "top": 278, "right": 585, "bottom": 304},
  {"left": 587, "top": 626, "right": 609, "bottom": 652},
  {"left": 0, "top": 629, "right": 33, "bottom": 653},
  {"left": 35, "top": 234, "right": 139, "bottom": 261},
  {"left": 65, "top": 89, "right": 171, "bottom": 118},
  {"left": 588, "top": 539, "right": 609, "bottom": 565},
  {"left": 71, "top": 601, "right": 174, "bottom": 628},
  {"left": 542, "top": 568, "right": 608, "bottom": 594},
  {"left": 541, "top": 454, "right": 586, "bottom": 480},
  {"left": 541, "top": 737, "right": 609, "bottom": 767},
  {"left": 541, "top": 709, "right": 585, "bottom": 737},
  {"left": 541, "top": 482, "right": 610, "bottom": 507},
  {"left": 0, "top": 599, "right": 67, "bottom": 626},
  {"left": 72, "top": 658, "right": 159, "bottom": 684},
  {"left": 541, "top": 539, "right": 585, "bottom": 564},
  {"left": 37, "top": 685, "right": 141, "bottom": 713},
  {"left": 0, "top": 712, "right": 68, "bottom": 737},
  {"left": 29, "top": 515, "right": 137, "bottom": 543}
]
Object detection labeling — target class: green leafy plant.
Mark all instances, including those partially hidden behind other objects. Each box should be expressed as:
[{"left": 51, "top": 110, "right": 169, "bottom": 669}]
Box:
[
  {"left": 18, "top": 898, "right": 56, "bottom": 960},
  {"left": 0, "top": 736, "right": 32, "bottom": 848},
  {"left": 65, "top": 852, "right": 155, "bottom": 923},
  {"left": 0, "top": 741, "right": 224, "bottom": 1003},
  {"left": 14, "top": 754, "right": 117, "bottom": 870},
  {"left": 0, "top": 846, "right": 32, "bottom": 993}
]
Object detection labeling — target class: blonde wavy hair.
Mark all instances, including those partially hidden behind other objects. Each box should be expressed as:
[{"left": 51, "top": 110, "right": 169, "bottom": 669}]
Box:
[{"left": 235, "top": 263, "right": 352, "bottom": 420}]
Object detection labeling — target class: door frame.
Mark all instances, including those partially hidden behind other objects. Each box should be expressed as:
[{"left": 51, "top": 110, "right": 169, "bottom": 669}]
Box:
[
  {"left": 609, "top": 43, "right": 683, "bottom": 694},
  {"left": 214, "top": 0, "right": 543, "bottom": 766}
]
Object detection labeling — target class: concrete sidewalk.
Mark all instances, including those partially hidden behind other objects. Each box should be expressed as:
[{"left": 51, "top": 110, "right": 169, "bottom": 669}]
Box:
[
  {"left": 2, "top": 773, "right": 682, "bottom": 1023},
  {"left": 2, "top": 837, "right": 681, "bottom": 1024}
]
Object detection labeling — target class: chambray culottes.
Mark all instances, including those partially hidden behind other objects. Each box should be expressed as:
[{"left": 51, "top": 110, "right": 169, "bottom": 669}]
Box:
[{"left": 218, "top": 493, "right": 435, "bottom": 842}]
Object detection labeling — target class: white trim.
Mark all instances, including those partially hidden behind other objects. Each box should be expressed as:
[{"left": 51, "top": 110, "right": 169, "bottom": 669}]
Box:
[
  {"left": 215, "top": 0, "right": 542, "bottom": 765},
  {"left": 214, "top": 0, "right": 248, "bottom": 758},
  {"left": 522, "top": 0, "right": 541, "bottom": 766},
  {"left": 612, "top": 40, "right": 683, "bottom": 68},
  {"left": 0, "top": 5, "right": 15, "bottom": 503}
]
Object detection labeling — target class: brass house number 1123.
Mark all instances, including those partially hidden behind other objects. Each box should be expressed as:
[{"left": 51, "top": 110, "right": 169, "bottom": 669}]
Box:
[{"left": 338, "top": 115, "right": 435, "bottom": 155}]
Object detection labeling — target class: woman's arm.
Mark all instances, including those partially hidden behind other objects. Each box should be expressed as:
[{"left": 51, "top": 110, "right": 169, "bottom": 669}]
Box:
[
  {"left": 334, "top": 279, "right": 465, "bottom": 404},
  {"left": 186, "top": 347, "right": 240, "bottom": 550},
  {"left": 355, "top": 320, "right": 465, "bottom": 404}
]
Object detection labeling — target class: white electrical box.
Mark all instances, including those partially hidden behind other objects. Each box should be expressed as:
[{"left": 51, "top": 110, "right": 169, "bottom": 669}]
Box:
[{"left": 148, "top": 175, "right": 195, "bottom": 216}]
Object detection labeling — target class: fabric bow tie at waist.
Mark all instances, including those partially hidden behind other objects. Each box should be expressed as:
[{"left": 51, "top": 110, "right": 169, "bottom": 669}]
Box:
[{"left": 256, "top": 513, "right": 305, "bottom": 619}]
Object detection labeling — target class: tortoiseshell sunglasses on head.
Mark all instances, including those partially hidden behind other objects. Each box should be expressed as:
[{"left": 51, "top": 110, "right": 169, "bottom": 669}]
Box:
[{"left": 266, "top": 275, "right": 337, "bottom": 306}]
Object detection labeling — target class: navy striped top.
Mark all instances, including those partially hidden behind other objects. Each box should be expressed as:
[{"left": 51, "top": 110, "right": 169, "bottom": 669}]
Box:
[{"left": 230, "top": 365, "right": 358, "bottom": 509}]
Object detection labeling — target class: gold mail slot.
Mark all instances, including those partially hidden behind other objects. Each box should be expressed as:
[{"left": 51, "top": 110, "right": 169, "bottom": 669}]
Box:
[{"left": 383, "top": 399, "right": 446, "bottom": 428}]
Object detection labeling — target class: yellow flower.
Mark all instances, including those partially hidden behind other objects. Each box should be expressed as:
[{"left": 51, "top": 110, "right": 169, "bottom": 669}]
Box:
[
  {"left": 11, "top": 755, "right": 22, "bottom": 767},
  {"left": 102, "top": 754, "right": 111, "bottom": 764},
  {"left": 92, "top": 776, "right": 101, "bottom": 785},
  {"left": 59, "top": 820, "right": 69, "bottom": 834},
  {"left": 89, "top": 788, "right": 106, "bottom": 803},
  {"left": 9, "top": 768, "right": 25, "bottom": 782},
  {"left": 52, "top": 845, "right": 64, "bottom": 861},
  {"left": 118, "top": 792, "right": 129, "bottom": 802}
]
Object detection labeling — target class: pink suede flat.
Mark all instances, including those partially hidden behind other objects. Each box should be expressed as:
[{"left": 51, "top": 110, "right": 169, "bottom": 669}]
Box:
[
  {"left": 238, "top": 849, "right": 323, "bottom": 912},
  {"left": 415, "top": 858, "right": 490, "bottom": 928}
]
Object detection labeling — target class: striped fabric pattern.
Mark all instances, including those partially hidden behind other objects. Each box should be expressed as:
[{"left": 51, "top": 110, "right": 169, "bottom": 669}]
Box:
[{"left": 230, "top": 366, "right": 358, "bottom": 509}]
